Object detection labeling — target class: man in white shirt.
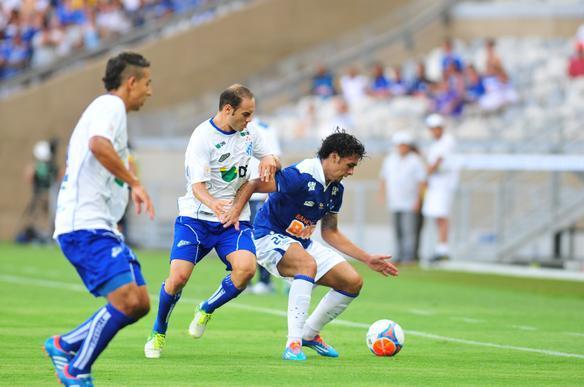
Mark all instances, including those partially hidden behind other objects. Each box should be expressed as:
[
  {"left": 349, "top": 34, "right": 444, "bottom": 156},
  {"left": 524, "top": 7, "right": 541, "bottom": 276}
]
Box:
[
  {"left": 45, "top": 52, "right": 154, "bottom": 387},
  {"left": 422, "top": 114, "right": 458, "bottom": 262},
  {"left": 379, "top": 132, "right": 426, "bottom": 264},
  {"left": 144, "top": 85, "right": 280, "bottom": 358}
]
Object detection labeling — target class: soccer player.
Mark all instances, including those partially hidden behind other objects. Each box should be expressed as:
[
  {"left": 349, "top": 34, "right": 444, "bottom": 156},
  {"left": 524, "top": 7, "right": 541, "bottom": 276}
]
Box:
[
  {"left": 223, "top": 130, "right": 399, "bottom": 361},
  {"left": 45, "top": 52, "right": 154, "bottom": 386},
  {"left": 144, "top": 84, "right": 279, "bottom": 358}
]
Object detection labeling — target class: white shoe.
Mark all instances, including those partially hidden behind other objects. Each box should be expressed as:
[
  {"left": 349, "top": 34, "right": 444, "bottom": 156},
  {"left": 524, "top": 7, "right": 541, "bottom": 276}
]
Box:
[
  {"left": 250, "top": 282, "right": 274, "bottom": 295},
  {"left": 144, "top": 333, "right": 166, "bottom": 359},
  {"left": 188, "top": 305, "right": 212, "bottom": 339}
]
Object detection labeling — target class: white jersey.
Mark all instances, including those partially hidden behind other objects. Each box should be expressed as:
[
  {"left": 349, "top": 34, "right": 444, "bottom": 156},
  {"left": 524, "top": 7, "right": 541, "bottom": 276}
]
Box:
[
  {"left": 54, "top": 94, "right": 129, "bottom": 237},
  {"left": 248, "top": 119, "right": 282, "bottom": 202},
  {"left": 380, "top": 152, "right": 426, "bottom": 212},
  {"left": 177, "top": 118, "right": 272, "bottom": 222},
  {"left": 427, "top": 133, "right": 458, "bottom": 192}
]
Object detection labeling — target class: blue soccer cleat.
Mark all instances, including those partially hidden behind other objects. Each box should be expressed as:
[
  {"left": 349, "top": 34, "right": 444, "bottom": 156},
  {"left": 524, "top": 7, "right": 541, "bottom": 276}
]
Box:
[
  {"left": 282, "top": 340, "right": 306, "bottom": 361},
  {"left": 302, "top": 335, "right": 339, "bottom": 358},
  {"left": 44, "top": 336, "right": 74, "bottom": 373},
  {"left": 57, "top": 364, "right": 94, "bottom": 387}
]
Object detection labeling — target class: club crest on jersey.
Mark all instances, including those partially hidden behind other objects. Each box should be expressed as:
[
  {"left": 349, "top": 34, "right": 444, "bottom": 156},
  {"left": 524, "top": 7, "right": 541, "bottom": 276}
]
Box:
[
  {"left": 246, "top": 142, "right": 253, "bottom": 156},
  {"left": 307, "top": 181, "right": 316, "bottom": 191},
  {"left": 304, "top": 201, "right": 315, "bottom": 207},
  {"left": 218, "top": 153, "right": 230, "bottom": 162},
  {"left": 331, "top": 186, "right": 339, "bottom": 196}
]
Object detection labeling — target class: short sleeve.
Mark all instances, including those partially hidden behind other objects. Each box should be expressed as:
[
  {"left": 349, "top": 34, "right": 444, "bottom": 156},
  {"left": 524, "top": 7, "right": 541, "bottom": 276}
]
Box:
[
  {"left": 87, "top": 97, "right": 125, "bottom": 142},
  {"left": 275, "top": 166, "right": 305, "bottom": 195},
  {"left": 185, "top": 130, "right": 211, "bottom": 183},
  {"left": 251, "top": 126, "right": 272, "bottom": 159}
]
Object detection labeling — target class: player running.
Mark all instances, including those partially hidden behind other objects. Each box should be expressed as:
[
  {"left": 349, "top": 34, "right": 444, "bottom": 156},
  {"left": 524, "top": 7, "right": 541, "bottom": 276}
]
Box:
[
  {"left": 144, "top": 84, "right": 280, "bottom": 358},
  {"left": 223, "top": 130, "right": 399, "bottom": 361},
  {"left": 45, "top": 52, "right": 154, "bottom": 386}
]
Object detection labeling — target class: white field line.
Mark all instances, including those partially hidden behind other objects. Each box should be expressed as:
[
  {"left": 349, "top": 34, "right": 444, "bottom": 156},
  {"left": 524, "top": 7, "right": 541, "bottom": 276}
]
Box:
[
  {"left": 1, "top": 274, "right": 584, "bottom": 360},
  {"left": 565, "top": 332, "right": 584, "bottom": 337},
  {"left": 511, "top": 325, "right": 538, "bottom": 331},
  {"left": 450, "top": 317, "right": 483, "bottom": 324},
  {"left": 407, "top": 308, "right": 436, "bottom": 316}
]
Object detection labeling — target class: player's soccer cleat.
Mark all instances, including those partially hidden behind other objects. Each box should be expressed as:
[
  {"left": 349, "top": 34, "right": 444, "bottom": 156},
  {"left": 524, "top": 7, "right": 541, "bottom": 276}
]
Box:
[
  {"left": 44, "top": 336, "right": 74, "bottom": 373},
  {"left": 144, "top": 332, "right": 166, "bottom": 359},
  {"left": 188, "top": 304, "right": 212, "bottom": 339},
  {"left": 57, "top": 364, "right": 94, "bottom": 387},
  {"left": 282, "top": 340, "right": 306, "bottom": 361},
  {"left": 302, "top": 335, "right": 339, "bottom": 358}
]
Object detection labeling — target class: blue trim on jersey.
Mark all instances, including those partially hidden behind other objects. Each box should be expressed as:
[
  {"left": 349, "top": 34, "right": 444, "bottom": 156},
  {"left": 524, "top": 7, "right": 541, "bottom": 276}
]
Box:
[
  {"left": 334, "top": 289, "right": 359, "bottom": 298},
  {"left": 294, "top": 274, "right": 315, "bottom": 283},
  {"left": 209, "top": 118, "right": 236, "bottom": 135}
]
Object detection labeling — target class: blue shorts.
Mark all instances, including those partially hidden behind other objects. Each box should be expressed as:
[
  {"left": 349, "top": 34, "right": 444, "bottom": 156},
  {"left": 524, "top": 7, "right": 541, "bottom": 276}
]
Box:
[
  {"left": 170, "top": 216, "right": 256, "bottom": 270},
  {"left": 57, "top": 229, "right": 146, "bottom": 297}
]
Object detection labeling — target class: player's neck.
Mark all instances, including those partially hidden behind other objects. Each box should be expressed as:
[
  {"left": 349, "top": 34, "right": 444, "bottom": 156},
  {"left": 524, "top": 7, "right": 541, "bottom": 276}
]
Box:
[
  {"left": 109, "top": 90, "right": 130, "bottom": 112},
  {"left": 212, "top": 113, "right": 235, "bottom": 133}
]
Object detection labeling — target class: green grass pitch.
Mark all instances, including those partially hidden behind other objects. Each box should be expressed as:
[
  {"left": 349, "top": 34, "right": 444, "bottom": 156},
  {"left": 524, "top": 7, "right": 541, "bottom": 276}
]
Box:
[{"left": 1, "top": 243, "right": 583, "bottom": 386}]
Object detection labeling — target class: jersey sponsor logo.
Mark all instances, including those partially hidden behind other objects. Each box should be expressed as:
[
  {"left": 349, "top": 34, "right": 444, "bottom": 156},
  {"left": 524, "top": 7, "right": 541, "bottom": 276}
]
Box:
[
  {"left": 308, "top": 181, "right": 316, "bottom": 191},
  {"left": 218, "top": 153, "right": 230, "bottom": 162},
  {"left": 304, "top": 201, "right": 315, "bottom": 207},
  {"left": 177, "top": 240, "right": 192, "bottom": 247},
  {"left": 286, "top": 216, "right": 316, "bottom": 240},
  {"left": 111, "top": 246, "right": 123, "bottom": 258},
  {"left": 214, "top": 141, "right": 226, "bottom": 149},
  {"left": 220, "top": 165, "right": 248, "bottom": 182},
  {"left": 114, "top": 177, "right": 124, "bottom": 187}
]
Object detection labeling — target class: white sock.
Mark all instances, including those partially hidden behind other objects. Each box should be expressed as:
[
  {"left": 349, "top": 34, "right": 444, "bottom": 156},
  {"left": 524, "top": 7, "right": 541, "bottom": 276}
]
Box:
[
  {"left": 286, "top": 276, "right": 314, "bottom": 346},
  {"left": 303, "top": 289, "right": 357, "bottom": 340}
]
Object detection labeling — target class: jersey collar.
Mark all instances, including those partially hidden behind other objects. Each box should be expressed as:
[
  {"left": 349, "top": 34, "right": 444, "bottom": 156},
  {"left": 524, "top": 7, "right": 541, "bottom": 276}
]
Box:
[{"left": 209, "top": 118, "right": 236, "bottom": 135}]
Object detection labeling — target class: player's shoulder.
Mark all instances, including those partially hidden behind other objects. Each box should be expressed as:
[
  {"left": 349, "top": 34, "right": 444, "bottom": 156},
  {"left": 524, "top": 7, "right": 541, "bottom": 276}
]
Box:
[
  {"left": 89, "top": 94, "right": 125, "bottom": 112},
  {"left": 294, "top": 158, "right": 325, "bottom": 185}
]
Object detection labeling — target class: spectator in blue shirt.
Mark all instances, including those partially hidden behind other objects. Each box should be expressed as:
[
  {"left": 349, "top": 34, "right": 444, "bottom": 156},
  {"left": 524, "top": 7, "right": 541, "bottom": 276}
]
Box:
[{"left": 311, "top": 64, "right": 336, "bottom": 98}]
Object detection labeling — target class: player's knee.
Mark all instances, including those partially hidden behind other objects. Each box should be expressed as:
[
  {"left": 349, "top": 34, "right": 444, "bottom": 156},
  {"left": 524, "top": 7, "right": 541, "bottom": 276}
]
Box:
[
  {"left": 232, "top": 261, "right": 256, "bottom": 284},
  {"left": 167, "top": 272, "right": 190, "bottom": 293},
  {"left": 339, "top": 273, "right": 363, "bottom": 295},
  {"left": 118, "top": 294, "right": 149, "bottom": 319},
  {"left": 297, "top": 256, "right": 317, "bottom": 278}
]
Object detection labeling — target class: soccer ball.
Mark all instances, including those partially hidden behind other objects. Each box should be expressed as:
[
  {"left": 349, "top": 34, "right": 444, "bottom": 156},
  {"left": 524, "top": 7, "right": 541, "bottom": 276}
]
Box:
[{"left": 366, "top": 319, "right": 405, "bottom": 356}]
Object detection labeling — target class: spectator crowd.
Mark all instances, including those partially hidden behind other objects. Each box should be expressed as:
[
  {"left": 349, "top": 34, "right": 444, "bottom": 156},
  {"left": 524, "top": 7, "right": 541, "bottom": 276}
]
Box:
[
  {"left": 0, "top": 0, "right": 216, "bottom": 80},
  {"left": 310, "top": 38, "right": 520, "bottom": 119}
]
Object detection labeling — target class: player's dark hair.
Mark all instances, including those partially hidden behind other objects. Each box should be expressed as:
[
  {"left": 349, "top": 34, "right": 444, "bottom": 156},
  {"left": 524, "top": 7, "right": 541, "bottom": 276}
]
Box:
[
  {"left": 219, "top": 84, "right": 254, "bottom": 110},
  {"left": 317, "top": 128, "right": 366, "bottom": 160},
  {"left": 102, "top": 52, "right": 150, "bottom": 91}
]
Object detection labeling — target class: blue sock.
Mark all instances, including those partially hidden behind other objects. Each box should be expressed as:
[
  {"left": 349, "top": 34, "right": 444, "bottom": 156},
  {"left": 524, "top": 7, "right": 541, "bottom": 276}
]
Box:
[
  {"left": 59, "top": 310, "right": 99, "bottom": 353},
  {"left": 153, "top": 282, "right": 182, "bottom": 334},
  {"left": 201, "top": 274, "right": 242, "bottom": 314},
  {"left": 69, "top": 304, "right": 135, "bottom": 376}
]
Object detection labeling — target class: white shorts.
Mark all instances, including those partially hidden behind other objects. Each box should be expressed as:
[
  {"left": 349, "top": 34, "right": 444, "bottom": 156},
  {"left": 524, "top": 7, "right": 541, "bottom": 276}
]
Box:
[
  {"left": 253, "top": 233, "right": 346, "bottom": 281},
  {"left": 422, "top": 187, "right": 454, "bottom": 218}
]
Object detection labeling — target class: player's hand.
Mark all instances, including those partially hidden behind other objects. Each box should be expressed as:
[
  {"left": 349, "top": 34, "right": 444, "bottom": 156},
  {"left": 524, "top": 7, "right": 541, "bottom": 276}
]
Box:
[
  {"left": 131, "top": 183, "right": 155, "bottom": 220},
  {"left": 366, "top": 254, "right": 399, "bottom": 277},
  {"left": 210, "top": 198, "right": 233, "bottom": 221},
  {"left": 221, "top": 205, "right": 242, "bottom": 230},
  {"left": 258, "top": 155, "right": 278, "bottom": 182}
]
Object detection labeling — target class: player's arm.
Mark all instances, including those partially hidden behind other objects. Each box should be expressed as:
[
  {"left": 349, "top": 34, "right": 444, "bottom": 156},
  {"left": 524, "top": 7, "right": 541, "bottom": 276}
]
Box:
[
  {"left": 191, "top": 182, "right": 233, "bottom": 220},
  {"left": 320, "top": 213, "right": 398, "bottom": 277},
  {"left": 258, "top": 155, "right": 281, "bottom": 182},
  {"left": 89, "top": 136, "right": 154, "bottom": 219},
  {"left": 221, "top": 178, "right": 276, "bottom": 229},
  {"left": 427, "top": 156, "right": 443, "bottom": 175}
]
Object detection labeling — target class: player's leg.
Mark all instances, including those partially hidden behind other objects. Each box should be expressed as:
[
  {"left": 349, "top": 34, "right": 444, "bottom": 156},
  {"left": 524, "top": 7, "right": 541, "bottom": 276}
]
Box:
[
  {"left": 254, "top": 233, "right": 317, "bottom": 360},
  {"left": 302, "top": 243, "right": 361, "bottom": 358},
  {"left": 435, "top": 216, "right": 450, "bottom": 259},
  {"left": 189, "top": 223, "right": 256, "bottom": 338},
  {"left": 47, "top": 231, "right": 147, "bottom": 385},
  {"left": 146, "top": 217, "right": 208, "bottom": 356},
  {"left": 392, "top": 211, "right": 404, "bottom": 263},
  {"left": 401, "top": 211, "right": 418, "bottom": 263}
]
